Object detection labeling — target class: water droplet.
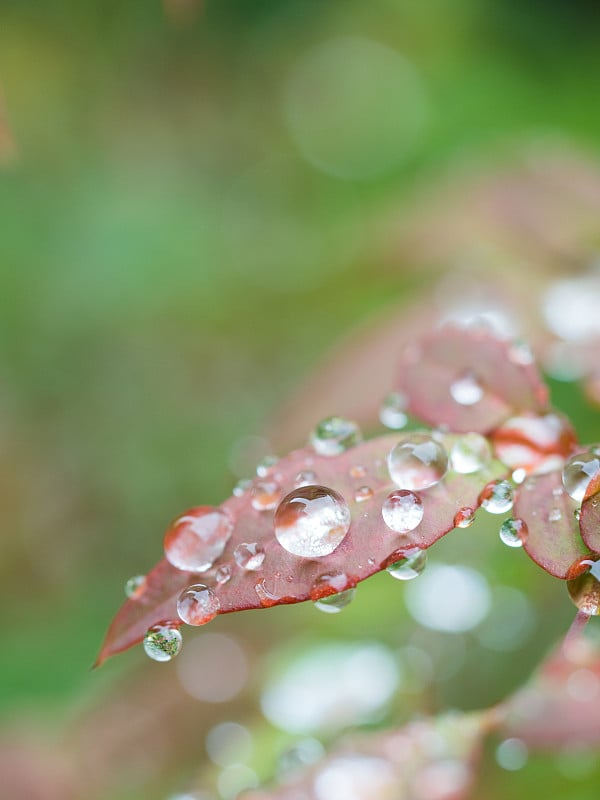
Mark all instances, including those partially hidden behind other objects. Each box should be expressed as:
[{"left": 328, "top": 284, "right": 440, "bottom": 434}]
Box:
[
  {"left": 256, "top": 455, "right": 279, "bottom": 477},
  {"left": 354, "top": 486, "right": 373, "bottom": 502},
  {"left": 479, "top": 480, "right": 514, "bottom": 514},
  {"left": 512, "top": 468, "right": 527, "bottom": 484},
  {"left": 548, "top": 508, "right": 562, "bottom": 522},
  {"left": 379, "top": 392, "right": 408, "bottom": 430},
  {"left": 274, "top": 486, "right": 351, "bottom": 558},
  {"left": 450, "top": 433, "right": 492, "bottom": 474},
  {"left": 310, "top": 571, "right": 352, "bottom": 600},
  {"left": 449, "top": 373, "right": 483, "bottom": 405},
  {"left": 552, "top": 486, "right": 563, "bottom": 498},
  {"left": 164, "top": 507, "right": 234, "bottom": 572},
  {"left": 310, "top": 416, "right": 361, "bottom": 456},
  {"left": 143, "top": 623, "right": 182, "bottom": 662},
  {"left": 124, "top": 574, "right": 146, "bottom": 598},
  {"left": 454, "top": 507, "right": 475, "bottom": 528},
  {"left": 562, "top": 451, "right": 600, "bottom": 502},
  {"left": 215, "top": 564, "right": 232, "bottom": 585},
  {"left": 575, "top": 508, "right": 582, "bottom": 521},
  {"left": 567, "top": 557, "right": 600, "bottom": 615},
  {"left": 295, "top": 470, "right": 317, "bottom": 488},
  {"left": 386, "top": 549, "right": 427, "bottom": 580},
  {"left": 349, "top": 464, "right": 367, "bottom": 479},
  {"left": 234, "top": 542, "right": 265, "bottom": 571},
  {"left": 508, "top": 340, "right": 535, "bottom": 366},
  {"left": 313, "top": 589, "right": 356, "bottom": 614},
  {"left": 177, "top": 584, "right": 220, "bottom": 626},
  {"left": 255, "top": 577, "right": 286, "bottom": 607},
  {"left": 251, "top": 480, "right": 282, "bottom": 511},
  {"left": 387, "top": 433, "right": 448, "bottom": 490},
  {"left": 499, "top": 518, "right": 528, "bottom": 548},
  {"left": 382, "top": 489, "right": 424, "bottom": 532},
  {"left": 233, "top": 479, "right": 252, "bottom": 497}
]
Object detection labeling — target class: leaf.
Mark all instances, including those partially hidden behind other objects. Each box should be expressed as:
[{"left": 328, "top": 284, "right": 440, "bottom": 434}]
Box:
[
  {"left": 579, "top": 468, "right": 600, "bottom": 555},
  {"left": 396, "top": 325, "right": 549, "bottom": 434},
  {"left": 97, "top": 433, "right": 505, "bottom": 665},
  {"left": 242, "top": 711, "right": 487, "bottom": 800},
  {"left": 513, "top": 471, "right": 591, "bottom": 578}
]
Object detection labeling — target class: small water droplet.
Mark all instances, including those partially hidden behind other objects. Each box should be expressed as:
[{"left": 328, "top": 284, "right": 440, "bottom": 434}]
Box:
[
  {"left": 313, "top": 589, "right": 355, "bottom": 614},
  {"left": 567, "top": 557, "right": 600, "bottom": 615},
  {"left": 450, "top": 433, "right": 492, "bottom": 474},
  {"left": 512, "top": 468, "right": 527, "bottom": 484},
  {"left": 354, "top": 486, "right": 373, "bottom": 502},
  {"left": 574, "top": 508, "right": 582, "bottom": 521},
  {"left": 295, "top": 470, "right": 317, "bottom": 488},
  {"left": 143, "top": 623, "right": 182, "bottom": 662},
  {"left": 349, "top": 464, "right": 367, "bottom": 479},
  {"left": 386, "top": 550, "right": 427, "bottom": 580},
  {"left": 177, "top": 584, "right": 220, "bottom": 626},
  {"left": 499, "top": 518, "right": 528, "bottom": 548},
  {"left": 256, "top": 455, "right": 279, "bottom": 477},
  {"left": 164, "top": 507, "right": 234, "bottom": 572},
  {"left": 251, "top": 480, "right": 282, "bottom": 511},
  {"left": 388, "top": 433, "right": 448, "bottom": 490},
  {"left": 125, "top": 574, "right": 146, "bottom": 598},
  {"left": 454, "top": 507, "right": 475, "bottom": 528},
  {"left": 255, "top": 577, "right": 285, "bottom": 607},
  {"left": 274, "top": 486, "right": 351, "bottom": 558},
  {"left": 215, "top": 564, "right": 232, "bottom": 585},
  {"left": 379, "top": 392, "right": 408, "bottom": 430},
  {"left": 552, "top": 486, "right": 564, "bottom": 498},
  {"left": 508, "top": 340, "right": 535, "bottom": 366},
  {"left": 449, "top": 373, "right": 483, "bottom": 405},
  {"left": 548, "top": 508, "right": 562, "bottom": 522},
  {"left": 562, "top": 451, "right": 600, "bottom": 502},
  {"left": 234, "top": 542, "right": 265, "bottom": 571},
  {"left": 479, "top": 480, "right": 514, "bottom": 514},
  {"left": 382, "top": 489, "right": 424, "bottom": 532},
  {"left": 233, "top": 478, "right": 252, "bottom": 497},
  {"left": 310, "top": 416, "right": 362, "bottom": 456},
  {"left": 310, "top": 571, "right": 351, "bottom": 600}
]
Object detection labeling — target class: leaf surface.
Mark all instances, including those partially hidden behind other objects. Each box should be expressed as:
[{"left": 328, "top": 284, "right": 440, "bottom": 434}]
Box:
[{"left": 579, "top": 468, "right": 600, "bottom": 554}]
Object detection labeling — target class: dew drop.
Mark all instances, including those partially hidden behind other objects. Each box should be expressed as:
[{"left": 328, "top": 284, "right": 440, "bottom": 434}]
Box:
[
  {"left": 233, "top": 479, "right": 252, "bottom": 497},
  {"left": 567, "top": 557, "right": 600, "bottom": 615},
  {"left": 313, "top": 589, "right": 355, "bottom": 614},
  {"left": 450, "top": 433, "right": 492, "bottom": 474},
  {"left": 387, "top": 433, "right": 448, "bottom": 490},
  {"left": 215, "top": 564, "right": 232, "bottom": 585},
  {"left": 562, "top": 451, "right": 600, "bottom": 502},
  {"left": 449, "top": 373, "right": 483, "bottom": 405},
  {"left": 349, "top": 464, "right": 367, "bottom": 479},
  {"left": 164, "top": 507, "right": 234, "bottom": 573},
  {"left": 379, "top": 392, "right": 408, "bottom": 430},
  {"left": 251, "top": 480, "right": 282, "bottom": 511},
  {"left": 454, "top": 507, "right": 475, "bottom": 529},
  {"left": 574, "top": 508, "right": 582, "bottom": 521},
  {"left": 295, "top": 470, "right": 317, "bottom": 488},
  {"left": 255, "top": 577, "right": 285, "bottom": 608},
  {"left": 177, "top": 584, "right": 220, "bottom": 626},
  {"left": 274, "top": 486, "right": 351, "bottom": 558},
  {"left": 386, "top": 549, "right": 427, "bottom": 580},
  {"left": 479, "top": 480, "right": 514, "bottom": 514},
  {"left": 512, "top": 468, "right": 527, "bottom": 484},
  {"left": 310, "top": 571, "right": 352, "bottom": 600},
  {"left": 382, "top": 489, "right": 424, "bottom": 532},
  {"left": 256, "top": 455, "right": 279, "bottom": 477},
  {"left": 508, "top": 340, "right": 535, "bottom": 366},
  {"left": 548, "top": 508, "right": 562, "bottom": 522},
  {"left": 354, "top": 486, "right": 374, "bottom": 503},
  {"left": 124, "top": 574, "right": 146, "bottom": 598},
  {"left": 143, "top": 623, "right": 182, "bottom": 662},
  {"left": 234, "top": 542, "right": 265, "bottom": 571},
  {"left": 310, "top": 416, "right": 362, "bottom": 456},
  {"left": 499, "top": 518, "right": 528, "bottom": 548}
]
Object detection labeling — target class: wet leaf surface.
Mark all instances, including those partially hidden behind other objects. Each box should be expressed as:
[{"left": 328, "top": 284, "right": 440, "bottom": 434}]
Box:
[{"left": 579, "top": 469, "right": 600, "bottom": 555}]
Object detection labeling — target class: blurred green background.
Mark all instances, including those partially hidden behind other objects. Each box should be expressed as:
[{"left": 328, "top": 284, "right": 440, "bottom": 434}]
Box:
[{"left": 2, "top": 1, "right": 600, "bottom": 798}]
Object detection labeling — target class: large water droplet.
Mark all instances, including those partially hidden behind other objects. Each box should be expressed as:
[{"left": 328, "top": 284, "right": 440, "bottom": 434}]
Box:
[
  {"left": 274, "top": 486, "right": 351, "bottom": 558},
  {"left": 177, "top": 584, "right": 220, "bottom": 626},
  {"left": 164, "top": 507, "right": 234, "bottom": 572},
  {"left": 143, "top": 623, "right": 182, "bottom": 662},
  {"left": 382, "top": 489, "right": 424, "bottom": 532},
  {"left": 125, "top": 574, "right": 146, "bottom": 598},
  {"left": 454, "top": 507, "right": 475, "bottom": 528},
  {"left": 234, "top": 542, "right": 265, "bottom": 571},
  {"left": 479, "top": 480, "right": 514, "bottom": 514},
  {"left": 379, "top": 392, "right": 408, "bottom": 430},
  {"left": 313, "top": 589, "right": 355, "bottom": 614},
  {"left": 450, "top": 373, "right": 483, "bottom": 405},
  {"left": 387, "top": 433, "right": 448, "bottom": 490},
  {"left": 567, "top": 558, "right": 600, "bottom": 616},
  {"left": 562, "top": 451, "right": 600, "bottom": 502},
  {"left": 499, "top": 518, "right": 528, "bottom": 548},
  {"left": 386, "top": 549, "right": 427, "bottom": 580},
  {"left": 450, "top": 433, "right": 492, "bottom": 474},
  {"left": 310, "top": 416, "right": 362, "bottom": 456},
  {"left": 251, "top": 480, "right": 282, "bottom": 511}
]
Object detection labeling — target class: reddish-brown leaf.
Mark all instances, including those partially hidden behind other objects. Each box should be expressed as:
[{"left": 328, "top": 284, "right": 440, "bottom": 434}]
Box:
[
  {"left": 513, "top": 471, "right": 592, "bottom": 578},
  {"left": 97, "top": 433, "right": 505, "bottom": 665},
  {"left": 396, "top": 325, "right": 549, "bottom": 434},
  {"left": 579, "top": 469, "right": 600, "bottom": 555}
]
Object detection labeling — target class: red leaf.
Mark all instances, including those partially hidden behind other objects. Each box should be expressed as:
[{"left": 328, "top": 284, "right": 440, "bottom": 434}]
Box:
[
  {"left": 513, "top": 471, "right": 591, "bottom": 578},
  {"left": 97, "top": 433, "right": 505, "bottom": 665},
  {"left": 579, "top": 469, "right": 600, "bottom": 555},
  {"left": 396, "top": 325, "right": 549, "bottom": 434}
]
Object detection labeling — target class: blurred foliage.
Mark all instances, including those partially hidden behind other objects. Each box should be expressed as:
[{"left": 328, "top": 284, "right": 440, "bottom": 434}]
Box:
[{"left": 1, "top": 1, "right": 600, "bottom": 798}]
